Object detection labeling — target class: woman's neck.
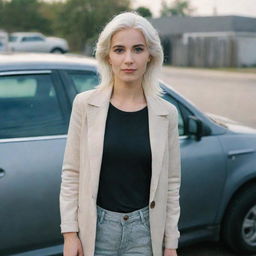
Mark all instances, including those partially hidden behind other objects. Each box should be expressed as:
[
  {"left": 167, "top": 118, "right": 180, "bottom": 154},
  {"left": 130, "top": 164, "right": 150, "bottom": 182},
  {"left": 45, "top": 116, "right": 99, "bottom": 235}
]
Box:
[{"left": 110, "top": 79, "right": 147, "bottom": 110}]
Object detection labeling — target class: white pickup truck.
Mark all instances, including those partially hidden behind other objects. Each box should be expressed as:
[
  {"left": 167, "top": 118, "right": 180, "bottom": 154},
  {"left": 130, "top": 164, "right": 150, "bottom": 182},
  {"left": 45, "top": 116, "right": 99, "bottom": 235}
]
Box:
[{"left": 9, "top": 32, "right": 69, "bottom": 53}]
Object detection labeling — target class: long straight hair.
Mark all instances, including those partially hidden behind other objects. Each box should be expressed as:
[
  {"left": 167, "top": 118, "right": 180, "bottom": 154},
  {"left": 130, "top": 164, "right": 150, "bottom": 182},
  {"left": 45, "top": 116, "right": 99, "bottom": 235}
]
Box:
[{"left": 94, "top": 11, "right": 165, "bottom": 98}]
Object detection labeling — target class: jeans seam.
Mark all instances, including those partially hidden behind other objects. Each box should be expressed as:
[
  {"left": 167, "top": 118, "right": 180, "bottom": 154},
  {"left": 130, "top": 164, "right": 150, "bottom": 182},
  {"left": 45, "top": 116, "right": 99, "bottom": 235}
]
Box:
[
  {"left": 139, "top": 210, "right": 150, "bottom": 231},
  {"left": 98, "top": 209, "right": 105, "bottom": 224}
]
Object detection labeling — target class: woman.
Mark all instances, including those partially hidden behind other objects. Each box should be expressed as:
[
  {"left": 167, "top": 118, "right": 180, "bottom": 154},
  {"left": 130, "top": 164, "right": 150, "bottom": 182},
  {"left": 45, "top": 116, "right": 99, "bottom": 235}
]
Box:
[{"left": 59, "top": 11, "right": 181, "bottom": 256}]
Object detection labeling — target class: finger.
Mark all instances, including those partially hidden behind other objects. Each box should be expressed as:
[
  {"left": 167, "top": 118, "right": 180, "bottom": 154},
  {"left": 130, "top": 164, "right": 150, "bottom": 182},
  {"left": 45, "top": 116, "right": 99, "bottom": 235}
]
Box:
[{"left": 78, "top": 248, "right": 84, "bottom": 256}]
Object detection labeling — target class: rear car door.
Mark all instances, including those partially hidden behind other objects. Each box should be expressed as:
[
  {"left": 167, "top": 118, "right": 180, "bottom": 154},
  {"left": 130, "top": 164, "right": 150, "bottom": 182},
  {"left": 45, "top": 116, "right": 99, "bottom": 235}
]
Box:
[{"left": 0, "top": 70, "right": 69, "bottom": 255}]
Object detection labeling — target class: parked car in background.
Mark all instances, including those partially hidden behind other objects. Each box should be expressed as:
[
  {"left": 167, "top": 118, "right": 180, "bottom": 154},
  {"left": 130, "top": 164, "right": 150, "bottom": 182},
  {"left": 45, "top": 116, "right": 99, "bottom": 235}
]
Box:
[
  {"left": 0, "top": 53, "right": 256, "bottom": 256},
  {"left": 8, "top": 32, "right": 69, "bottom": 53},
  {"left": 0, "top": 30, "right": 8, "bottom": 52},
  {"left": 0, "top": 41, "right": 3, "bottom": 52}
]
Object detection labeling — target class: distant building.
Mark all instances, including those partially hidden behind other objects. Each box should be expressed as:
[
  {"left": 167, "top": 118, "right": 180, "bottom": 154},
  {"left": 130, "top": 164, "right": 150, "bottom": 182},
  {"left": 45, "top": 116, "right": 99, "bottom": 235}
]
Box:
[{"left": 149, "top": 16, "right": 256, "bottom": 67}]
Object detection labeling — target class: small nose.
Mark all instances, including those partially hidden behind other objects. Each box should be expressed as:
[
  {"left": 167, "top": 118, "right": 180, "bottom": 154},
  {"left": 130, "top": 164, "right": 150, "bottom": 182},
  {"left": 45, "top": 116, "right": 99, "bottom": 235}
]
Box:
[{"left": 124, "top": 50, "right": 133, "bottom": 64}]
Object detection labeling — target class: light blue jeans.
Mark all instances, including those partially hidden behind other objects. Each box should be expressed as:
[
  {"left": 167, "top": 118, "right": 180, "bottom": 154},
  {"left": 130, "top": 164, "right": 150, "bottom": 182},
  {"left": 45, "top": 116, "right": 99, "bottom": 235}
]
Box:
[{"left": 94, "top": 204, "right": 153, "bottom": 256}]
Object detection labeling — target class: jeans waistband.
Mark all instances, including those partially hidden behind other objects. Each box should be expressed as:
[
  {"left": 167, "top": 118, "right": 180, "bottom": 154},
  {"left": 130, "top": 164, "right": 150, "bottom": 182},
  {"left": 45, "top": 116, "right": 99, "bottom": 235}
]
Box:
[{"left": 96, "top": 205, "right": 149, "bottom": 224}]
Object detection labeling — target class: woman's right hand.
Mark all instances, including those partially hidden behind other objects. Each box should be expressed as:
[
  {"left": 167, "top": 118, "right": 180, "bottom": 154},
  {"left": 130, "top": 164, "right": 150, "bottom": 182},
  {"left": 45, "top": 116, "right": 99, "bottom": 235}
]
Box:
[{"left": 63, "top": 232, "right": 84, "bottom": 256}]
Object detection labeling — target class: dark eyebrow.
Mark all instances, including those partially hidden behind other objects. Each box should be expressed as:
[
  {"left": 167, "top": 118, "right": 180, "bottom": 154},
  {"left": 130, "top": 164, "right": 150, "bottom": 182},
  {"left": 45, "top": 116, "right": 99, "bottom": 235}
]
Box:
[
  {"left": 112, "top": 45, "right": 124, "bottom": 49},
  {"left": 112, "top": 44, "right": 146, "bottom": 49},
  {"left": 133, "top": 44, "right": 145, "bottom": 48}
]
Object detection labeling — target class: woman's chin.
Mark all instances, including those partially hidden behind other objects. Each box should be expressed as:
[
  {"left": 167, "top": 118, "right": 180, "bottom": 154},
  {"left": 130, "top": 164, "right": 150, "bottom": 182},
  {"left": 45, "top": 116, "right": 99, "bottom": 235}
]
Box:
[{"left": 117, "top": 76, "right": 142, "bottom": 84}]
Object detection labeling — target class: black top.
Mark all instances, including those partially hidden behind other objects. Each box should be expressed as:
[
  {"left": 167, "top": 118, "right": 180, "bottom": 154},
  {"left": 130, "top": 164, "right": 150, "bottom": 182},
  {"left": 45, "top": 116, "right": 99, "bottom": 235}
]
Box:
[{"left": 96, "top": 102, "right": 152, "bottom": 213}]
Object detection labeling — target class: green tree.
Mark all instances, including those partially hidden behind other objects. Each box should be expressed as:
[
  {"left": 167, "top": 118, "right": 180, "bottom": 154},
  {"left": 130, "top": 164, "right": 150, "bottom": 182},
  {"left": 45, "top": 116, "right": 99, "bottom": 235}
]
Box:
[
  {"left": 135, "top": 6, "right": 152, "bottom": 17},
  {"left": 160, "top": 0, "right": 194, "bottom": 17},
  {"left": 1, "top": 0, "right": 51, "bottom": 33},
  {"left": 38, "top": 1, "right": 65, "bottom": 36},
  {"left": 0, "top": 0, "right": 132, "bottom": 52},
  {"left": 57, "top": 0, "right": 131, "bottom": 52},
  {"left": 0, "top": 0, "right": 5, "bottom": 27}
]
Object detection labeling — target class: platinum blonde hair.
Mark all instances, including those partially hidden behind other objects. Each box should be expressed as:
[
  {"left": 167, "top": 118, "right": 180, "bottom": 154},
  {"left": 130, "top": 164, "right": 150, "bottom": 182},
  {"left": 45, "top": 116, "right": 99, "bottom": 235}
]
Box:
[{"left": 94, "top": 11, "right": 165, "bottom": 98}]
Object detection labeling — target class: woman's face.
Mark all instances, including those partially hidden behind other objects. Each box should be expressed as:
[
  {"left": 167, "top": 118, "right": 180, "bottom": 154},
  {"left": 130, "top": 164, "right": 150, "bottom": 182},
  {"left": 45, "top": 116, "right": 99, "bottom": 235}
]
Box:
[{"left": 108, "top": 28, "right": 151, "bottom": 85}]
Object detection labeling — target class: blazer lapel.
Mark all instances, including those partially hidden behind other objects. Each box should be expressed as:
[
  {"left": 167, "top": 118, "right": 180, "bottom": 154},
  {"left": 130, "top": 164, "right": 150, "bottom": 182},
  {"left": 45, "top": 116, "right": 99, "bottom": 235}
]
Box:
[
  {"left": 86, "top": 86, "right": 169, "bottom": 203},
  {"left": 87, "top": 86, "right": 113, "bottom": 200},
  {"left": 145, "top": 94, "right": 169, "bottom": 202}
]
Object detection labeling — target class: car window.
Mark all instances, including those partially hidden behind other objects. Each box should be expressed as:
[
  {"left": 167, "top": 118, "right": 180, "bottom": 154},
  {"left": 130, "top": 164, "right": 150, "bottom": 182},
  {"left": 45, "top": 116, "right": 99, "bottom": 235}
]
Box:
[
  {"left": 21, "top": 36, "right": 44, "bottom": 42},
  {"left": 9, "top": 36, "right": 18, "bottom": 42},
  {"left": 162, "top": 92, "right": 185, "bottom": 136},
  {"left": 0, "top": 73, "right": 67, "bottom": 139},
  {"left": 21, "top": 37, "right": 31, "bottom": 42},
  {"left": 67, "top": 71, "right": 99, "bottom": 93},
  {"left": 32, "top": 36, "right": 44, "bottom": 41}
]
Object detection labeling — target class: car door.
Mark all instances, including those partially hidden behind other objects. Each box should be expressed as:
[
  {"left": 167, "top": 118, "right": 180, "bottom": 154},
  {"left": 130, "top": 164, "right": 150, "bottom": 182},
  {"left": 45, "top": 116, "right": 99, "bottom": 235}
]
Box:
[
  {"left": 163, "top": 92, "right": 226, "bottom": 238},
  {"left": 0, "top": 70, "right": 69, "bottom": 255},
  {"left": 18, "top": 36, "right": 47, "bottom": 52}
]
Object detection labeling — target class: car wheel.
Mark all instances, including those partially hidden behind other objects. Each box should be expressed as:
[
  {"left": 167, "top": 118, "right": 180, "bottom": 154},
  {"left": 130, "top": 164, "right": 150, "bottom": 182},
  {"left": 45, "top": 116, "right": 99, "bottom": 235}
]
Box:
[
  {"left": 221, "top": 184, "right": 256, "bottom": 254},
  {"left": 50, "top": 47, "right": 64, "bottom": 54}
]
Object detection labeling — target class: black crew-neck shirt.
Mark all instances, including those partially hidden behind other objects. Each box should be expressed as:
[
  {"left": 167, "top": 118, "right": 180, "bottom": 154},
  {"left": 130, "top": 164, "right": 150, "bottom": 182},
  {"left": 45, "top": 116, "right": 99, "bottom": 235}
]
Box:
[{"left": 96, "top": 102, "right": 152, "bottom": 213}]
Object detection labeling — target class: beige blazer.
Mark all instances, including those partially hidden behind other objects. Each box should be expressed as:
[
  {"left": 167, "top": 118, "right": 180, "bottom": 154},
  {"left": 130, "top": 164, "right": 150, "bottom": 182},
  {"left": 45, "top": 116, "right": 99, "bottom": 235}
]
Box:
[{"left": 59, "top": 85, "right": 181, "bottom": 256}]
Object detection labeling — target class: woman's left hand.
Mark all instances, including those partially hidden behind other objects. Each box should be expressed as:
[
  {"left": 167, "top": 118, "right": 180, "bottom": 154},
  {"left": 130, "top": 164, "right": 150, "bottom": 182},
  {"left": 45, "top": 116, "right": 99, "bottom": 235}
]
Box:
[{"left": 164, "top": 248, "right": 178, "bottom": 256}]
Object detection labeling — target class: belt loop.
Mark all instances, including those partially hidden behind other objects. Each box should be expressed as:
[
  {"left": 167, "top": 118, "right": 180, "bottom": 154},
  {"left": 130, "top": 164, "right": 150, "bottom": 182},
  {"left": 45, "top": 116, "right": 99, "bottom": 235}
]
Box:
[
  {"left": 139, "top": 210, "right": 145, "bottom": 224},
  {"left": 99, "top": 209, "right": 105, "bottom": 224}
]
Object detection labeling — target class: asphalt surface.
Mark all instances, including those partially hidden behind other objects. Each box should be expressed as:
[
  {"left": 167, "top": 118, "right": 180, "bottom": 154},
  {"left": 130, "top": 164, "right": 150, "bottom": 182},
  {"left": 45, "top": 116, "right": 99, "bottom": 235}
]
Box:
[
  {"left": 160, "top": 66, "right": 256, "bottom": 256},
  {"left": 161, "top": 66, "right": 256, "bottom": 129},
  {"left": 177, "top": 241, "right": 238, "bottom": 256}
]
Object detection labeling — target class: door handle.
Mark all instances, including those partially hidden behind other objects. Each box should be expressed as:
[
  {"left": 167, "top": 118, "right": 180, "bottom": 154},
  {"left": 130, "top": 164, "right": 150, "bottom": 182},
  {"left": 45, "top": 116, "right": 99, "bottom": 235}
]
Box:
[{"left": 0, "top": 168, "right": 6, "bottom": 178}]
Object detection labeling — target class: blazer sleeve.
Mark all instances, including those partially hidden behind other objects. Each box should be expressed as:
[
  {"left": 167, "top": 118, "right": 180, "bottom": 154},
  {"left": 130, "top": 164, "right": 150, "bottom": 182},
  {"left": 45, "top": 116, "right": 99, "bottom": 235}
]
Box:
[
  {"left": 59, "top": 94, "right": 82, "bottom": 234},
  {"left": 164, "top": 106, "right": 181, "bottom": 249}
]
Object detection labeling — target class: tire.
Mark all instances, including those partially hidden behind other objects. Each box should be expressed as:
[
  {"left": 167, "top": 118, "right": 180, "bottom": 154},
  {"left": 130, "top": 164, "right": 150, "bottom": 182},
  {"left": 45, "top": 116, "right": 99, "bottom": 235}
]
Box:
[
  {"left": 50, "top": 47, "right": 64, "bottom": 54},
  {"left": 221, "top": 184, "right": 256, "bottom": 254}
]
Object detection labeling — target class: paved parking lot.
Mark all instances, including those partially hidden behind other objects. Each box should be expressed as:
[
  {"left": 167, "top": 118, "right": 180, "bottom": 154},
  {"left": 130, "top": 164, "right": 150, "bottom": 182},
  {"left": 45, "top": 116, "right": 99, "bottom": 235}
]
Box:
[
  {"left": 161, "top": 66, "right": 256, "bottom": 129},
  {"left": 177, "top": 241, "right": 238, "bottom": 256},
  {"left": 161, "top": 66, "right": 256, "bottom": 255}
]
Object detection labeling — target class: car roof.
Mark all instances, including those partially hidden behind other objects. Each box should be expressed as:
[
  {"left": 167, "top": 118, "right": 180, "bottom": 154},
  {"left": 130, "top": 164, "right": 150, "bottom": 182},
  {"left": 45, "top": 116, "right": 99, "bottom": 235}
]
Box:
[
  {"left": 10, "top": 32, "right": 43, "bottom": 36},
  {"left": 0, "top": 52, "right": 98, "bottom": 71}
]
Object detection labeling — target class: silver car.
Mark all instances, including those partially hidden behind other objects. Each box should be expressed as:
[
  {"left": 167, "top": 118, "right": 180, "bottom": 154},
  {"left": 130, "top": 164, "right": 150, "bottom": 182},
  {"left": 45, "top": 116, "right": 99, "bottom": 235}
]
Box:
[
  {"left": 0, "top": 53, "right": 256, "bottom": 256},
  {"left": 9, "top": 32, "right": 69, "bottom": 54}
]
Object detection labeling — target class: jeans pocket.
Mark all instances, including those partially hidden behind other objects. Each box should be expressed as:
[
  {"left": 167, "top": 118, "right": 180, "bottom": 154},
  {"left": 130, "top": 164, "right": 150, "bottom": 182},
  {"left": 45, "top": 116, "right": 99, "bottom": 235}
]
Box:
[
  {"left": 95, "top": 219, "right": 121, "bottom": 252},
  {"left": 142, "top": 216, "right": 151, "bottom": 232}
]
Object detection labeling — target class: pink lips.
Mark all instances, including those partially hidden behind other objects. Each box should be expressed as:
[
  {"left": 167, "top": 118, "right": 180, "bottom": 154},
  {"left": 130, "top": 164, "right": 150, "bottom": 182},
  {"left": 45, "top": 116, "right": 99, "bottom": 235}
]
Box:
[{"left": 122, "top": 69, "right": 136, "bottom": 73}]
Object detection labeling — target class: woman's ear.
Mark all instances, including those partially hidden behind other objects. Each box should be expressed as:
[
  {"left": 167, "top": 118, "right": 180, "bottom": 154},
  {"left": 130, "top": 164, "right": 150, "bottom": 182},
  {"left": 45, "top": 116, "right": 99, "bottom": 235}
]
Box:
[
  {"left": 106, "top": 55, "right": 112, "bottom": 65},
  {"left": 147, "top": 56, "right": 152, "bottom": 63}
]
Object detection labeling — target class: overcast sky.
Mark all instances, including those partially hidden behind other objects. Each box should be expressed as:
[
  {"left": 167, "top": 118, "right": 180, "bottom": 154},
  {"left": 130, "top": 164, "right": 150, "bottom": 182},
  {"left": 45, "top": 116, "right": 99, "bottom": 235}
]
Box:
[{"left": 131, "top": 0, "right": 256, "bottom": 18}]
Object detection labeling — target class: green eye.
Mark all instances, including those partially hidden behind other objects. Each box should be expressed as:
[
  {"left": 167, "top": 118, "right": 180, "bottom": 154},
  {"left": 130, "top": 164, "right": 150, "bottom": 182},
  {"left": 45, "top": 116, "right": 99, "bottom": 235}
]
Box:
[{"left": 134, "top": 47, "right": 144, "bottom": 53}]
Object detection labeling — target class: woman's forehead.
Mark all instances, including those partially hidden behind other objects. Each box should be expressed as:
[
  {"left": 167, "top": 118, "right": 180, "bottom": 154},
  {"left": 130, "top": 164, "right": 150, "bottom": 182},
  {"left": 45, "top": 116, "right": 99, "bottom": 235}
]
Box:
[{"left": 111, "top": 28, "right": 147, "bottom": 47}]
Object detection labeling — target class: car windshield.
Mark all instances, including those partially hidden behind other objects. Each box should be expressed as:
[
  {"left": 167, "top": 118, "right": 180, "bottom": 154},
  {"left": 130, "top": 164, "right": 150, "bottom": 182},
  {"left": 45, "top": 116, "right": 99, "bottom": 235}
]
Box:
[{"left": 9, "top": 36, "right": 18, "bottom": 42}]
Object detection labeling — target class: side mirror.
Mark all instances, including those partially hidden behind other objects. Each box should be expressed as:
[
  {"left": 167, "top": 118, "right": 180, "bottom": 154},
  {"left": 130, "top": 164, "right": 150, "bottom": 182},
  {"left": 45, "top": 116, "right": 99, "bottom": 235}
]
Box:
[{"left": 187, "top": 115, "right": 203, "bottom": 141}]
